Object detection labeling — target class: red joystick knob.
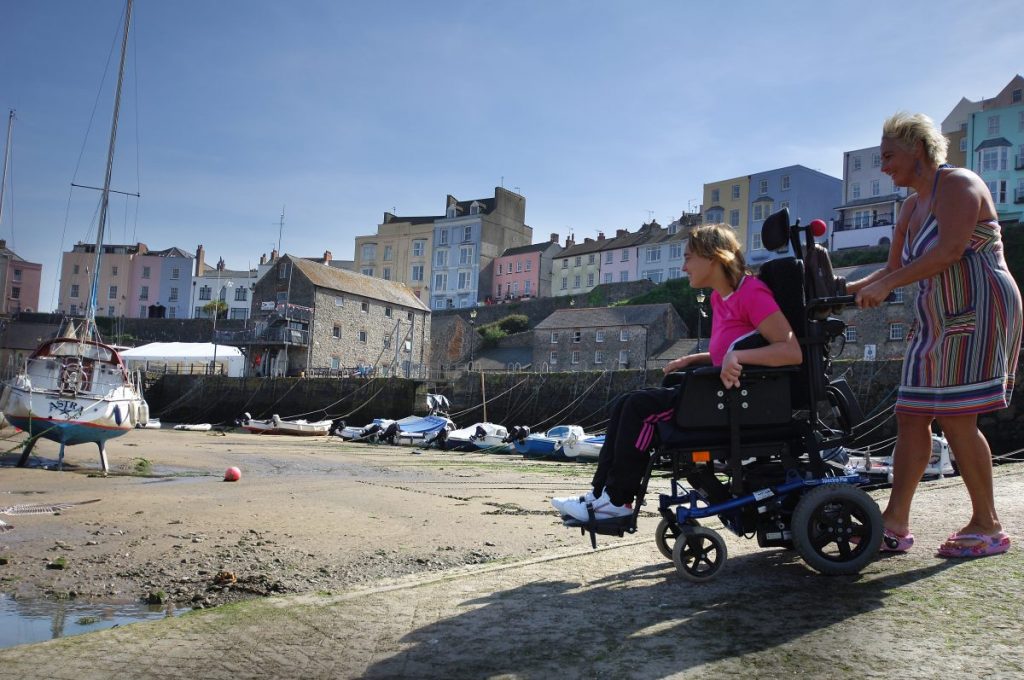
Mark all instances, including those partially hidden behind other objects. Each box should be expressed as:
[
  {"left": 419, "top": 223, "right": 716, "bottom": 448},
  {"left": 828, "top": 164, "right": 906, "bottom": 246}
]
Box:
[{"left": 809, "top": 219, "right": 827, "bottom": 237}]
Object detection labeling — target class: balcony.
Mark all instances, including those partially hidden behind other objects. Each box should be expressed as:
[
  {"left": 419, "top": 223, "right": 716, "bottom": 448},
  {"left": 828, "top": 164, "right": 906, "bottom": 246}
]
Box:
[
  {"left": 833, "top": 213, "right": 894, "bottom": 232},
  {"left": 214, "top": 325, "right": 309, "bottom": 347},
  {"left": 257, "top": 301, "right": 312, "bottom": 324}
]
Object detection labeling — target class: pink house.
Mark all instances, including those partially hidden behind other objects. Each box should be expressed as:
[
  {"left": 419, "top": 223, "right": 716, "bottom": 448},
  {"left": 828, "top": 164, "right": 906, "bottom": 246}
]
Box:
[
  {"left": 491, "top": 236, "right": 562, "bottom": 302},
  {"left": 0, "top": 240, "right": 42, "bottom": 314}
]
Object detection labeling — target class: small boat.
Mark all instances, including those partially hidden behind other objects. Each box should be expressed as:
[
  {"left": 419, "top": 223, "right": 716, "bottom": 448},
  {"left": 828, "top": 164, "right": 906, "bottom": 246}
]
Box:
[
  {"left": 392, "top": 414, "right": 454, "bottom": 445},
  {"left": 445, "top": 422, "right": 511, "bottom": 452},
  {"left": 173, "top": 423, "right": 212, "bottom": 432},
  {"left": 337, "top": 418, "right": 393, "bottom": 441},
  {"left": 337, "top": 393, "right": 453, "bottom": 445},
  {"left": 139, "top": 417, "right": 161, "bottom": 429},
  {"left": 511, "top": 424, "right": 585, "bottom": 460},
  {"left": 240, "top": 413, "right": 332, "bottom": 436},
  {"left": 848, "top": 434, "right": 955, "bottom": 482},
  {"left": 562, "top": 432, "right": 604, "bottom": 461}
]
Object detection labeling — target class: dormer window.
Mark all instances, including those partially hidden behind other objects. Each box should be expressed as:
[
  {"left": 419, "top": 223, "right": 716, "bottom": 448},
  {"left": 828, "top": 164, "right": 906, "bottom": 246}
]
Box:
[
  {"left": 446, "top": 206, "right": 457, "bottom": 218},
  {"left": 469, "top": 201, "right": 481, "bottom": 215}
]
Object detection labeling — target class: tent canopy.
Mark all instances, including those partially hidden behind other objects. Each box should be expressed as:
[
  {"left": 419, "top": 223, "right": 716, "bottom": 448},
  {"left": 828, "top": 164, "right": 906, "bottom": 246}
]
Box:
[{"left": 121, "top": 342, "right": 244, "bottom": 376}]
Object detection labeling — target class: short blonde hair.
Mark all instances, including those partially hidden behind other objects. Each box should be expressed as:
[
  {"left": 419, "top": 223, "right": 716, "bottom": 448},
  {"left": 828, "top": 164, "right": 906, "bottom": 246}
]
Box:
[
  {"left": 687, "top": 223, "right": 748, "bottom": 289},
  {"left": 882, "top": 111, "right": 948, "bottom": 166}
]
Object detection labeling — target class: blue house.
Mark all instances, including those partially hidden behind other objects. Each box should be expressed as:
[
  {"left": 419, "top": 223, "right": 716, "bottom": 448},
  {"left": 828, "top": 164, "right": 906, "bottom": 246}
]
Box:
[{"left": 746, "top": 165, "right": 841, "bottom": 264}]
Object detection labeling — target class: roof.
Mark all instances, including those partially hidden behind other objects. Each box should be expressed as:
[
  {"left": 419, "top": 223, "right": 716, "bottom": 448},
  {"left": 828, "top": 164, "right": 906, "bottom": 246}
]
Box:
[
  {"left": 975, "top": 137, "right": 1012, "bottom": 151},
  {"left": 602, "top": 223, "right": 666, "bottom": 251},
  {"left": 288, "top": 256, "right": 430, "bottom": 312},
  {"left": 499, "top": 241, "right": 560, "bottom": 257},
  {"left": 472, "top": 346, "right": 532, "bottom": 370},
  {"left": 198, "top": 268, "right": 255, "bottom": 279},
  {"left": 146, "top": 247, "right": 193, "bottom": 259},
  {"left": 121, "top": 342, "right": 243, "bottom": 359},
  {"left": 383, "top": 214, "right": 443, "bottom": 226},
  {"left": 553, "top": 237, "right": 613, "bottom": 258},
  {"left": 652, "top": 337, "right": 700, "bottom": 361},
  {"left": 534, "top": 303, "right": 677, "bottom": 330}
]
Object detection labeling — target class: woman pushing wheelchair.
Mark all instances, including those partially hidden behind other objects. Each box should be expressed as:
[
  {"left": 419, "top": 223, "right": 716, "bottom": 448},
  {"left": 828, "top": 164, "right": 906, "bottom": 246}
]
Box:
[{"left": 552, "top": 222, "right": 802, "bottom": 522}]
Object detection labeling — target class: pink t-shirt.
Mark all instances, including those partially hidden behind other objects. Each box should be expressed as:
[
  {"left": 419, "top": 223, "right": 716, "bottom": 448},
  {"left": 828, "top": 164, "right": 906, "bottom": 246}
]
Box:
[{"left": 707, "top": 276, "right": 781, "bottom": 366}]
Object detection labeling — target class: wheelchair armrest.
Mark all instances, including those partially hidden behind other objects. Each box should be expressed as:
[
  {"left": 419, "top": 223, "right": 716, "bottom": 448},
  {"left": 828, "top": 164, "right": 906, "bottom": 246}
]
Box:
[{"left": 663, "top": 364, "right": 798, "bottom": 388}]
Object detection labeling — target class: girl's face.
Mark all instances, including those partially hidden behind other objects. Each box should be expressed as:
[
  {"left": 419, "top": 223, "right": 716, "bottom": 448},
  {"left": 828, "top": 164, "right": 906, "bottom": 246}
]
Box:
[{"left": 683, "top": 246, "right": 714, "bottom": 288}]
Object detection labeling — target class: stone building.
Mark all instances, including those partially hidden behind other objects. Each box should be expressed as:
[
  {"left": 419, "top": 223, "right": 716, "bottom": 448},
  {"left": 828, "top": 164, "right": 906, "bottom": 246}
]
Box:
[
  {"left": 532, "top": 303, "right": 686, "bottom": 372},
  {"left": 227, "top": 255, "right": 431, "bottom": 377},
  {"left": 832, "top": 263, "right": 914, "bottom": 361}
]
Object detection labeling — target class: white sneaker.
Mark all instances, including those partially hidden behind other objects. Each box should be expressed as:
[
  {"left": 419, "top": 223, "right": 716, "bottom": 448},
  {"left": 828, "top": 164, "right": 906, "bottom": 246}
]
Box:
[
  {"left": 561, "top": 491, "right": 632, "bottom": 523},
  {"left": 551, "top": 491, "right": 595, "bottom": 514}
]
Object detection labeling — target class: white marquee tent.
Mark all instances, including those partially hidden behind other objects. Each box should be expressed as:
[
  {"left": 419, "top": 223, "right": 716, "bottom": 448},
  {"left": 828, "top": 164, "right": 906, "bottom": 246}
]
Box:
[{"left": 120, "top": 342, "right": 245, "bottom": 377}]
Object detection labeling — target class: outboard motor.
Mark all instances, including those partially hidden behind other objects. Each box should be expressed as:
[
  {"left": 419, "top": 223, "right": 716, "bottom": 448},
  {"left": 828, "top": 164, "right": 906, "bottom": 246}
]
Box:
[
  {"left": 381, "top": 421, "right": 399, "bottom": 445},
  {"left": 473, "top": 424, "right": 487, "bottom": 441},
  {"left": 329, "top": 418, "right": 346, "bottom": 436}
]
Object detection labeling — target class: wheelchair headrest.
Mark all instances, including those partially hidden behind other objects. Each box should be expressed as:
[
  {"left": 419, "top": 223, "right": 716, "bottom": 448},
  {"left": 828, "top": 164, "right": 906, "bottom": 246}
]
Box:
[{"left": 761, "top": 207, "right": 791, "bottom": 251}]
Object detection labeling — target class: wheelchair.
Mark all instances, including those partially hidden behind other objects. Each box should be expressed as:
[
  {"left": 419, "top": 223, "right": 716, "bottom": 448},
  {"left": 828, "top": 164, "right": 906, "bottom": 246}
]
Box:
[{"left": 563, "top": 208, "right": 883, "bottom": 581}]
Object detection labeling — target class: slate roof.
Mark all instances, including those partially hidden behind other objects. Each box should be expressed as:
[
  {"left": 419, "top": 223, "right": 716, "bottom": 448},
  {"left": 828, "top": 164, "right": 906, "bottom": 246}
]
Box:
[
  {"left": 975, "top": 137, "right": 1012, "bottom": 151},
  {"left": 500, "top": 241, "right": 560, "bottom": 257},
  {"left": 147, "top": 247, "right": 193, "bottom": 259},
  {"left": 288, "top": 256, "right": 430, "bottom": 311},
  {"left": 534, "top": 303, "right": 676, "bottom": 330}
]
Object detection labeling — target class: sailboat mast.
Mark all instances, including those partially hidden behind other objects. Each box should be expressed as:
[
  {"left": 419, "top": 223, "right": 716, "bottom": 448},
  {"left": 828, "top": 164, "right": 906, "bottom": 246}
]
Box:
[
  {"left": 0, "top": 109, "right": 14, "bottom": 228},
  {"left": 87, "top": 0, "right": 134, "bottom": 336}
]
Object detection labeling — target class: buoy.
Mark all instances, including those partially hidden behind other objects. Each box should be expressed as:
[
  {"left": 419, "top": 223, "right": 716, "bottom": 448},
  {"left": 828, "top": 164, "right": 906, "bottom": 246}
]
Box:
[{"left": 223, "top": 466, "right": 241, "bottom": 482}]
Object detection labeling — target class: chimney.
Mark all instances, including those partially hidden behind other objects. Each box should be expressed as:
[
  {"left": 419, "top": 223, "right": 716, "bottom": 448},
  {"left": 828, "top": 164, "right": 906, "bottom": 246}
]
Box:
[
  {"left": 270, "top": 249, "right": 278, "bottom": 261},
  {"left": 597, "top": 231, "right": 605, "bottom": 240},
  {"left": 322, "top": 250, "right": 332, "bottom": 265},
  {"left": 0, "top": 239, "right": 6, "bottom": 249},
  {"left": 584, "top": 237, "right": 594, "bottom": 244},
  {"left": 195, "top": 244, "right": 206, "bottom": 276},
  {"left": 383, "top": 212, "right": 395, "bottom": 224},
  {"left": 616, "top": 229, "right": 628, "bottom": 237},
  {"left": 217, "top": 257, "right": 225, "bottom": 271},
  {"left": 259, "top": 253, "right": 266, "bottom": 266},
  {"left": 550, "top": 232, "right": 559, "bottom": 244},
  {"left": 565, "top": 236, "right": 574, "bottom": 248}
]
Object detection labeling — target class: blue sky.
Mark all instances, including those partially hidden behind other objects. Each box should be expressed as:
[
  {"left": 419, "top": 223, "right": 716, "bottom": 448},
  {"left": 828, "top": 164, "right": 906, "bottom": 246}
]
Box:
[{"left": 1, "top": 0, "right": 1020, "bottom": 312}]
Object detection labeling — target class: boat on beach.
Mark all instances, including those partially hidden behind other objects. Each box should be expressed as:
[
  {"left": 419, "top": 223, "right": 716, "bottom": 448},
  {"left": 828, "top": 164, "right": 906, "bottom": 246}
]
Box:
[
  {"left": 562, "top": 432, "right": 604, "bottom": 461},
  {"left": 240, "top": 413, "right": 333, "bottom": 436},
  {"left": 445, "top": 422, "right": 511, "bottom": 452},
  {"left": 511, "top": 424, "right": 585, "bottom": 460},
  {"left": 847, "top": 434, "right": 955, "bottom": 482}
]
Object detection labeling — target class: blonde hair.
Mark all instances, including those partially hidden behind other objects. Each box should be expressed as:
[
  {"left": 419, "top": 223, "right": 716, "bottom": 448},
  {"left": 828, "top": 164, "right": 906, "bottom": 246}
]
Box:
[
  {"left": 687, "top": 223, "right": 748, "bottom": 289},
  {"left": 882, "top": 111, "right": 948, "bottom": 166}
]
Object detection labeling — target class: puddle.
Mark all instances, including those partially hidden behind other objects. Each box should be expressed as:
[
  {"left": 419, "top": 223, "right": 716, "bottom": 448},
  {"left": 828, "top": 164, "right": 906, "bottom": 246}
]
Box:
[{"left": 0, "top": 594, "right": 186, "bottom": 649}]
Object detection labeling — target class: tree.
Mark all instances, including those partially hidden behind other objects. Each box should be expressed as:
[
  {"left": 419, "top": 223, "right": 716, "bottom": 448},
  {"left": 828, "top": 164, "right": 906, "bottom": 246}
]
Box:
[{"left": 202, "top": 300, "right": 228, "bottom": 319}]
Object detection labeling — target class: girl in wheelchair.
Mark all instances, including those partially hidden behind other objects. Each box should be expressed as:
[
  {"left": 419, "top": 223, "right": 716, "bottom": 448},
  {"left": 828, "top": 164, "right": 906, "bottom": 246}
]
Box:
[{"left": 552, "top": 222, "right": 803, "bottom": 522}]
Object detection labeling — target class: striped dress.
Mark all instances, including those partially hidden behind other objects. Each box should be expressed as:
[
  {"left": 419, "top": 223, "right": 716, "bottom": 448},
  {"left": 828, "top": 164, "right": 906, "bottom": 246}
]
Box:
[{"left": 898, "top": 202, "right": 1023, "bottom": 416}]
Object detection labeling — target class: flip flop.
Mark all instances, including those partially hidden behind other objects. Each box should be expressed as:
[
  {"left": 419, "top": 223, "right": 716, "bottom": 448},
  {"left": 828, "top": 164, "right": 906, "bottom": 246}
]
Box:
[
  {"left": 936, "top": 531, "right": 1011, "bottom": 558},
  {"left": 880, "top": 528, "right": 914, "bottom": 553}
]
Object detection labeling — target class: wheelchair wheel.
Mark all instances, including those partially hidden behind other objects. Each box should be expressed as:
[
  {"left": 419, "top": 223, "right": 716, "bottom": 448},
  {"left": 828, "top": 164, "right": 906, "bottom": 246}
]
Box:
[
  {"left": 672, "top": 526, "right": 727, "bottom": 582},
  {"left": 791, "top": 484, "right": 882, "bottom": 575},
  {"left": 654, "top": 517, "right": 698, "bottom": 561}
]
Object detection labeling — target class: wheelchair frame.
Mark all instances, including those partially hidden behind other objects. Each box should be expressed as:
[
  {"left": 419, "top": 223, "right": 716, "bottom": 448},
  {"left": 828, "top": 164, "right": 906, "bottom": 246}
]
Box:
[{"left": 562, "top": 209, "right": 884, "bottom": 581}]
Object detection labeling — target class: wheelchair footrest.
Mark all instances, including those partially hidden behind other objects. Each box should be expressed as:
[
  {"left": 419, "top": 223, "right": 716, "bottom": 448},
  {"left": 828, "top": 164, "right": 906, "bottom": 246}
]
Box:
[{"left": 561, "top": 515, "right": 636, "bottom": 549}]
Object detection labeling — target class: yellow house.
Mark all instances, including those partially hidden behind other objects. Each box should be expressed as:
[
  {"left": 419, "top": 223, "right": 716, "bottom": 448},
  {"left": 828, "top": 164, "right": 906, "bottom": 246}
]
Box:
[
  {"left": 353, "top": 213, "right": 437, "bottom": 302},
  {"left": 702, "top": 176, "right": 749, "bottom": 249}
]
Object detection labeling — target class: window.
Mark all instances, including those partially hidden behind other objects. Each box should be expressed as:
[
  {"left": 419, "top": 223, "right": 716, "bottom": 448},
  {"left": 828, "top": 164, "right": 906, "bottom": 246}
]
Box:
[
  {"left": 987, "top": 115, "right": 1000, "bottom": 136},
  {"left": 1019, "top": 111, "right": 1024, "bottom": 132},
  {"left": 525, "top": 260, "right": 532, "bottom": 272},
  {"left": 550, "top": 332, "right": 559, "bottom": 344},
  {"left": 412, "top": 240, "right": 425, "bottom": 257},
  {"left": 331, "top": 357, "right": 341, "bottom": 370},
  {"left": 575, "top": 256, "right": 582, "bottom": 267},
  {"left": 171, "top": 268, "right": 180, "bottom": 280},
  {"left": 854, "top": 210, "right": 872, "bottom": 228},
  {"left": 360, "top": 244, "right": 376, "bottom": 261},
  {"left": 276, "top": 291, "right": 288, "bottom": 303},
  {"left": 729, "top": 210, "right": 739, "bottom": 227},
  {"left": 960, "top": 138, "right": 967, "bottom": 153},
  {"left": 360, "top": 301, "right": 369, "bottom": 313},
  {"left": 70, "top": 304, "right": 78, "bottom": 315},
  {"left": 619, "top": 271, "right": 629, "bottom": 282},
  {"left": 594, "top": 330, "right": 604, "bottom": 343},
  {"left": 361, "top": 267, "right": 374, "bottom": 277},
  {"left": 278, "top": 262, "right": 290, "bottom": 279},
  {"left": 385, "top": 306, "right": 393, "bottom": 318},
  {"left": 758, "top": 179, "right": 768, "bottom": 194},
  {"left": 140, "top": 285, "right": 149, "bottom": 300},
  {"left": 780, "top": 200, "right": 790, "bottom": 210},
  {"left": 889, "top": 323, "right": 905, "bottom": 341},
  {"left": 572, "top": 330, "right": 581, "bottom": 343},
  {"left": 111, "top": 265, "right": 118, "bottom": 276},
  {"left": 516, "top": 259, "right": 523, "bottom": 272},
  {"left": 872, "top": 152, "right": 881, "bottom": 168},
  {"left": 381, "top": 245, "right": 392, "bottom": 262},
  {"left": 752, "top": 233, "right": 764, "bottom": 250},
  {"left": 332, "top": 325, "right": 341, "bottom": 338},
  {"left": 781, "top": 175, "right": 791, "bottom": 190},
  {"left": 463, "top": 226, "right": 472, "bottom": 242},
  {"left": 621, "top": 250, "right": 629, "bottom": 262},
  {"left": 335, "top": 296, "right": 344, "bottom": 306},
  {"left": 169, "top": 287, "right": 179, "bottom": 302},
  {"left": 142, "top": 266, "right": 151, "bottom": 279},
  {"left": 459, "top": 246, "right": 473, "bottom": 265},
  {"left": 561, "top": 259, "right": 568, "bottom": 269},
  {"left": 851, "top": 182, "right": 861, "bottom": 199},
  {"left": 139, "top": 305, "right": 147, "bottom": 317},
  {"left": 979, "top": 147, "right": 1008, "bottom": 172},
  {"left": 594, "top": 350, "right": 604, "bottom": 364},
  {"left": 845, "top": 326, "right": 858, "bottom": 342},
  {"left": 711, "top": 188, "right": 720, "bottom": 204},
  {"left": 605, "top": 252, "right": 613, "bottom": 264},
  {"left": 458, "top": 271, "right": 471, "bottom": 289},
  {"left": 232, "top": 287, "right": 246, "bottom": 302},
  {"left": 1015, "top": 89, "right": 1023, "bottom": 103},
  {"left": 382, "top": 267, "right": 391, "bottom": 281},
  {"left": 10, "top": 287, "right": 19, "bottom": 299},
  {"left": 571, "top": 350, "right": 580, "bottom": 365},
  {"left": 358, "top": 330, "right": 368, "bottom": 343},
  {"left": 496, "top": 283, "right": 502, "bottom": 297},
  {"left": 439, "top": 229, "right": 449, "bottom": 245},
  {"left": 199, "top": 285, "right": 211, "bottom": 300},
  {"left": 549, "top": 351, "right": 558, "bottom": 365},
  {"left": 620, "top": 329, "right": 629, "bottom": 341},
  {"left": 587, "top": 273, "right": 594, "bottom": 287},
  {"left": 107, "top": 305, "right": 115, "bottom": 316},
  {"left": 618, "top": 350, "right": 629, "bottom": 365},
  {"left": 987, "top": 180, "right": 1007, "bottom": 204},
  {"left": 561, "top": 277, "right": 567, "bottom": 290},
  {"left": 497, "top": 263, "right": 503, "bottom": 275},
  {"left": 73, "top": 264, "right": 80, "bottom": 275},
  {"left": 435, "top": 250, "right": 448, "bottom": 267},
  {"left": 573, "top": 275, "right": 581, "bottom": 288},
  {"left": 646, "top": 247, "right": 661, "bottom": 263},
  {"left": 730, "top": 184, "right": 740, "bottom": 200},
  {"left": 12, "top": 269, "right": 20, "bottom": 282},
  {"left": 108, "top": 285, "right": 117, "bottom": 299},
  {"left": 668, "top": 266, "right": 682, "bottom": 279},
  {"left": 852, "top": 156, "right": 862, "bottom": 171},
  {"left": 753, "top": 203, "right": 764, "bottom": 221},
  {"left": 603, "top": 273, "right": 612, "bottom": 283},
  {"left": 383, "top": 335, "right": 391, "bottom": 349},
  {"left": 411, "top": 264, "right": 424, "bottom": 282},
  {"left": 890, "top": 288, "right": 905, "bottom": 304},
  {"left": 645, "top": 270, "right": 664, "bottom": 283},
  {"left": 524, "top": 280, "right": 532, "bottom": 295},
  {"left": 669, "top": 243, "right": 682, "bottom": 259},
  {"left": 870, "top": 179, "right": 880, "bottom": 196}
]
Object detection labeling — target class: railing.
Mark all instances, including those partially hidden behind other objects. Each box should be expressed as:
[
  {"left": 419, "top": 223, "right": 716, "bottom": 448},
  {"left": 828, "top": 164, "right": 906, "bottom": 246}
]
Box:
[
  {"left": 214, "top": 326, "right": 309, "bottom": 346},
  {"left": 833, "top": 213, "right": 894, "bottom": 232},
  {"left": 257, "top": 302, "right": 312, "bottom": 323}
]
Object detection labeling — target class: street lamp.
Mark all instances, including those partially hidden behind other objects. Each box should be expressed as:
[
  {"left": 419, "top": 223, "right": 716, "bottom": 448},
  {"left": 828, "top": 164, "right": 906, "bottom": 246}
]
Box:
[
  {"left": 468, "top": 308, "right": 477, "bottom": 370},
  {"left": 211, "top": 279, "right": 233, "bottom": 375},
  {"left": 695, "top": 290, "right": 706, "bottom": 352}
]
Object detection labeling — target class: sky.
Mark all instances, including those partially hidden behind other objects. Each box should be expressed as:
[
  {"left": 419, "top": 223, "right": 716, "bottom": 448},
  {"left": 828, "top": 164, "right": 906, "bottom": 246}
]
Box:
[{"left": 1, "top": 0, "right": 1021, "bottom": 312}]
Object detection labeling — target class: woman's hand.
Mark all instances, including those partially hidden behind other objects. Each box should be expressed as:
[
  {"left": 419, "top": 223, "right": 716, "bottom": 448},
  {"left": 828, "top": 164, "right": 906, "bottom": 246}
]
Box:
[
  {"left": 720, "top": 351, "right": 742, "bottom": 388},
  {"left": 855, "top": 280, "right": 892, "bottom": 308},
  {"left": 662, "top": 355, "right": 691, "bottom": 375}
]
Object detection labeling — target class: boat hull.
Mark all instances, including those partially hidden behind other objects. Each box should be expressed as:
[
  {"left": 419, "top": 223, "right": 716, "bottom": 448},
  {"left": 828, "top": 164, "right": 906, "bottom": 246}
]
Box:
[{"left": 3, "top": 384, "right": 136, "bottom": 447}]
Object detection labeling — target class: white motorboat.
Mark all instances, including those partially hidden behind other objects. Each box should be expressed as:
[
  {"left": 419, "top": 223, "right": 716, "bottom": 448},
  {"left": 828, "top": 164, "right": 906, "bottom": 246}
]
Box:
[
  {"left": 445, "top": 422, "right": 511, "bottom": 452},
  {"left": 240, "top": 413, "right": 332, "bottom": 436},
  {"left": 848, "top": 434, "right": 956, "bottom": 482},
  {"left": 562, "top": 432, "right": 604, "bottom": 461}
]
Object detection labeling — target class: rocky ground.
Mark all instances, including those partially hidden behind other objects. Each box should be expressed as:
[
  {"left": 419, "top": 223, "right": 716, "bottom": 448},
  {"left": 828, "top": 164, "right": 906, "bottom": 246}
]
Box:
[{"left": 0, "top": 427, "right": 597, "bottom": 610}]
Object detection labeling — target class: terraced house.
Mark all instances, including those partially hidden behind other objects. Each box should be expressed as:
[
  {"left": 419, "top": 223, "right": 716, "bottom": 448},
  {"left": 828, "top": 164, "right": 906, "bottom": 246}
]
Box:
[
  {"left": 965, "top": 74, "right": 1024, "bottom": 227},
  {"left": 551, "top": 233, "right": 608, "bottom": 298},
  {"left": 353, "top": 212, "right": 437, "bottom": 300}
]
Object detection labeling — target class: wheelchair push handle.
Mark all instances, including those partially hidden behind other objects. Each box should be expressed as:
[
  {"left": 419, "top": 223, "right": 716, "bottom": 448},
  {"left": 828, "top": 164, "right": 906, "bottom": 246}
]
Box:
[{"left": 808, "top": 294, "right": 856, "bottom": 311}]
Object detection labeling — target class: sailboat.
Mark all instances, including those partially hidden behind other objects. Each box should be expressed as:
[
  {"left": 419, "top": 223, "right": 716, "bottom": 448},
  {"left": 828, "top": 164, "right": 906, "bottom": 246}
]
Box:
[{"left": 0, "top": 0, "right": 147, "bottom": 473}]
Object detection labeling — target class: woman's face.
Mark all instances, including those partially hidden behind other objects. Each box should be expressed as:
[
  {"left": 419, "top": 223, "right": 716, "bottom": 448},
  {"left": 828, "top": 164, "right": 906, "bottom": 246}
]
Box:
[
  {"left": 683, "top": 247, "right": 714, "bottom": 288},
  {"left": 880, "top": 137, "right": 917, "bottom": 187}
]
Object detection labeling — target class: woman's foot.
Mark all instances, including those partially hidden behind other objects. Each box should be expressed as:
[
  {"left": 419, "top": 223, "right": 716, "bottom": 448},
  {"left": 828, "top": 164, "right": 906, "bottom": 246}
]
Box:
[
  {"left": 880, "top": 528, "right": 915, "bottom": 552},
  {"left": 937, "top": 528, "right": 1010, "bottom": 558}
]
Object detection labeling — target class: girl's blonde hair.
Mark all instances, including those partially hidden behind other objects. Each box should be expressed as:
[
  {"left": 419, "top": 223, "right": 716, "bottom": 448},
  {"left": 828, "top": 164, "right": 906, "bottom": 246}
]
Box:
[
  {"left": 882, "top": 111, "right": 948, "bottom": 166},
  {"left": 687, "top": 223, "right": 748, "bottom": 289}
]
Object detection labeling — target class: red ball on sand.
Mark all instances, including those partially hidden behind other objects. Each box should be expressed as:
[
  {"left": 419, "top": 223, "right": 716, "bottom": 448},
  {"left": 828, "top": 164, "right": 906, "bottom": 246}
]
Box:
[{"left": 223, "top": 467, "right": 241, "bottom": 482}]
